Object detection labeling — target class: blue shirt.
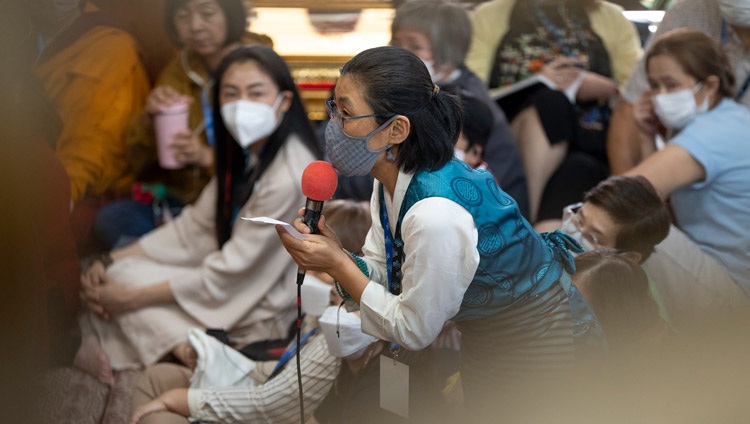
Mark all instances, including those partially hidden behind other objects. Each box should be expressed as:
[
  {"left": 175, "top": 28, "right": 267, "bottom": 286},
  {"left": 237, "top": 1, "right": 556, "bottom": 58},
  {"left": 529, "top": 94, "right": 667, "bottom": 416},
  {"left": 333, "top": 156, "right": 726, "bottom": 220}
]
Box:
[{"left": 671, "top": 98, "right": 750, "bottom": 293}]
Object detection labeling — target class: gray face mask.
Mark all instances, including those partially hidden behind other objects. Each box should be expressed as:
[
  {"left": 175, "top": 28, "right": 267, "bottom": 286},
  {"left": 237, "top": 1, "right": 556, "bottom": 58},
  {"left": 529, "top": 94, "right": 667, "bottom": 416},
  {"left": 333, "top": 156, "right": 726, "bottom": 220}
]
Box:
[{"left": 325, "top": 116, "right": 396, "bottom": 177}]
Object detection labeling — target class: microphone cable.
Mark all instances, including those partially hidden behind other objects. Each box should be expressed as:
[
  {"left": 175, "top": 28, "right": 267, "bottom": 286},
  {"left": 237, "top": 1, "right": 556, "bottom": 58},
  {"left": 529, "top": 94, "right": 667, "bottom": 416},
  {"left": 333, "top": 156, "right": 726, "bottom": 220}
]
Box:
[{"left": 296, "top": 270, "right": 306, "bottom": 423}]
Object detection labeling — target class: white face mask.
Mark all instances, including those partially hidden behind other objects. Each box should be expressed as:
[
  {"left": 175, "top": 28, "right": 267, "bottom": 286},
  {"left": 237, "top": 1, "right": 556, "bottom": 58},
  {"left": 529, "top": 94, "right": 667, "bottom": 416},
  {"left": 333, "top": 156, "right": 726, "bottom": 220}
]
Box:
[
  {"left": 318, "top": 306, "right": 378, "bottom": 359},
  {"left": 221, "top": 95, "right": 284, "bottom": 149},
  {"left": 719, "top": 0, "right": 750, "bottom": 28},
  {"left": 560, "top": 207, "right": 596, "bottom": 254},
  {"left": 651, "top": 83, "right": 709, "bottom": 130},
  {"left": 301, "top": 275, "right": 331, "bottom": 317},
  {"left": 421, "top": 59, "right": 445, "bottom": 83},
  {"left": 453, "top": 148, "right": 466, "bottom": 162}
]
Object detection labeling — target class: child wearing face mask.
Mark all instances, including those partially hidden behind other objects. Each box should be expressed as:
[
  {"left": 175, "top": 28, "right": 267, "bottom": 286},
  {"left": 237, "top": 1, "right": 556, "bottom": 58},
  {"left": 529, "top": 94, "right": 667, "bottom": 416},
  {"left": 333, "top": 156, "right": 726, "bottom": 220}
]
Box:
[
  {"left": 455, "top": 94, "right": 493, "bottom": 171},
  {"left": 627, "top": 29, "right": 750, "bottom": 330},
  {"left": 128, "top": 199, "right": 370, "bottom": 424}
]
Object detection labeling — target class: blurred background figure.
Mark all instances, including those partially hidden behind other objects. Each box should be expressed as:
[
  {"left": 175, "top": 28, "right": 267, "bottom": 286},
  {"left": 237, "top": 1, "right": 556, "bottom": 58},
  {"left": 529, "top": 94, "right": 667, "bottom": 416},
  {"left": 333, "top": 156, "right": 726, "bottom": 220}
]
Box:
[
  {"left": 94, "top": 0, "right": 273, "bottom": 249},
  {"left": 454, "top": 93, "right": 494, "bottom": 171},
  {"left": 30, "top": 0, "right": 151, "bottom": 253},
  {"left": 392, "top": 0, "right": 530, "bottom": 217},
  {"left": 0, "top": 1, "right": 83, "bottom": 421},
  {"left": 572, "top": 250, "right": 668, "bottom": 353},
  {"left": 466, "top": 0, "right": 642, "bottom": 224},
  {"left": 608, "top": 0, "right": 750, "bottom": 176},
  {"left": 625, "top": 28, "right": 750, "bottom": 330}
]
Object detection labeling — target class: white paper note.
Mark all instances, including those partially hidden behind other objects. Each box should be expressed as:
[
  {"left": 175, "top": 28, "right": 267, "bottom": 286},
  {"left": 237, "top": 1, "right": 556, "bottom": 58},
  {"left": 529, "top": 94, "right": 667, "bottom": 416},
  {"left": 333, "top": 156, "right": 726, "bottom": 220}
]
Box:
[{"left": 241, "top": 216, "right": 308, "bottom": 240}]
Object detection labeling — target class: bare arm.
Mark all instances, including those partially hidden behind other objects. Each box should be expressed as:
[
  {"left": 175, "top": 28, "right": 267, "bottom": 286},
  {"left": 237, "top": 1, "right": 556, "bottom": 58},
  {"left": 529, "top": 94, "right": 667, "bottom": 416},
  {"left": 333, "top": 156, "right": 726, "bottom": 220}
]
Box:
[
  {"left": 130, "top": 389, "right": 189, "bottom": 424},
  {"left": 576, "top": 72, "right": 619, "bottom": 103},
  {"left": 607, "top": 101, "right": 656, "bottom": 175},
  {"left": 624, "top": 144, "right": 706, "bottom": 200}
]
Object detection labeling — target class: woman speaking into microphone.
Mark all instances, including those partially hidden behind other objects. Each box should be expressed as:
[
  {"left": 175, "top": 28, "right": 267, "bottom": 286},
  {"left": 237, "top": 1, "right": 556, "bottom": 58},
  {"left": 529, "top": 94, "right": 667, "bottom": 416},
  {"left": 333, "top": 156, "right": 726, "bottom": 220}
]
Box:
[{"left": 277, "top": 46, "right": 580, "bottom": 419}]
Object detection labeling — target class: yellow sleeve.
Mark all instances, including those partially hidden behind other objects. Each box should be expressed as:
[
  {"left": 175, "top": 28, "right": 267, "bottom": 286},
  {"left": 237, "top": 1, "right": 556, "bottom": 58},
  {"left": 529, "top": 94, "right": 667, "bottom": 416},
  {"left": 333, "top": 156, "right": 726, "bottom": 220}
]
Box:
[
  {"left": 465, "top": 0, "right": 513, "bottom": 85},
  {"left": 51, "top": 27, "right": 150, "bottom": 200},
  {"left": 126, "top": 53, "right": 209, "bottom": 182},
  {"left": 590, "top": 2, "right": 643, "bottom": 90}
]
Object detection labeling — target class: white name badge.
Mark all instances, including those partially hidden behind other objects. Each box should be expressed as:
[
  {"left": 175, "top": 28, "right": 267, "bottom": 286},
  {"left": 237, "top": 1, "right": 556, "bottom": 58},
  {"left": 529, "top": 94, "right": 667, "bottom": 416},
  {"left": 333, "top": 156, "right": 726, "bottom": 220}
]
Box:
[{"left": 379, "top": 355, "right": 409, "bottom": 418}]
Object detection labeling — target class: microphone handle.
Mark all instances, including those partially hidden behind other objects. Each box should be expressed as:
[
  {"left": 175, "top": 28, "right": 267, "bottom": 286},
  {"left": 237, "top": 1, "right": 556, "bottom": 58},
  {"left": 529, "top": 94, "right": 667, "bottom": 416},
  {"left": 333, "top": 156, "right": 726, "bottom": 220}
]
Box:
[
  {"left": 302, "top": 198, "right": 324, "bottom": 235},
  {"left": 298, "top": 198, "right": 324, "bottom": 280}
]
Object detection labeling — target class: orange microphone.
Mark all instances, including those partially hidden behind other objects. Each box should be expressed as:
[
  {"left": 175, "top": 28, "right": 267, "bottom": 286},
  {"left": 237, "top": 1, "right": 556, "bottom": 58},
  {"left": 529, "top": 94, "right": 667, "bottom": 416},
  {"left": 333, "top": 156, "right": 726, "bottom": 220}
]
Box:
[{"left": 300, "top": 161, "right": 338, "bottom": 235}]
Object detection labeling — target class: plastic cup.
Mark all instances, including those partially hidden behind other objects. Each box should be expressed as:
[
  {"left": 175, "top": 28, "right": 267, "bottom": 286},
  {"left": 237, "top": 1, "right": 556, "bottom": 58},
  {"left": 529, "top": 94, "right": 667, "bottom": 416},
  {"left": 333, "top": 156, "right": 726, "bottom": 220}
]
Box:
[{"left": 154, "top": 102, "right": 189, "bottom": 169}]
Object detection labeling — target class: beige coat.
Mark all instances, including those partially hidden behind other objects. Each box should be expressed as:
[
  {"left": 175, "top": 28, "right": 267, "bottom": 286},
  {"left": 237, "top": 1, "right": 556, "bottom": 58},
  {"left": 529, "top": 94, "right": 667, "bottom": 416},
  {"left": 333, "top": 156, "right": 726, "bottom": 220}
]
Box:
[{"left": 93, "top": 135, "right": 316, "bottom": 369}]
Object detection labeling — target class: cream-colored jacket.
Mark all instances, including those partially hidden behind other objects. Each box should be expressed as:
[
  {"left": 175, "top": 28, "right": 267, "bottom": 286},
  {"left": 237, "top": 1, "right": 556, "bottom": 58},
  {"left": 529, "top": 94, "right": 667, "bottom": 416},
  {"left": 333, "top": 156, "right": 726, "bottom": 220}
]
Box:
[{"left": 94, "top": 135, "right": 316, "bottom": 369}]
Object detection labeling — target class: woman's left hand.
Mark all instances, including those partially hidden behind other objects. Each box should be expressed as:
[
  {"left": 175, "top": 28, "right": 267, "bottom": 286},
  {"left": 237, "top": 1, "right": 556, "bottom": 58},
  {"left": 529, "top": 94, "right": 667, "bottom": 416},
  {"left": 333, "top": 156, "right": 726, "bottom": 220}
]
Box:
[
  {"left": 540, "top": 56, "right": 584, "bottom": 90},
  {"left": 276, "top": 214, "right": 350, "bottom": 273},
  {"left": 96, "top": 279, "right": 137, "bottom": 317},
  {"left": 170, "top": 130, "right": 213, "bottom": 168}
]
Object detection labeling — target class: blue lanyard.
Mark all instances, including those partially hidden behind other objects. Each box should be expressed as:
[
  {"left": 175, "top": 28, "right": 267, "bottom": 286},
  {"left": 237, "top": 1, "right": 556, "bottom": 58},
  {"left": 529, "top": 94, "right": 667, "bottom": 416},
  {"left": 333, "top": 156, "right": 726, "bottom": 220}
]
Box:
[
  {"left": 720, "top": 20, "right": 750, "bottom": 101},
  {"left": 271, "top": 327, "right": 317, "bottom": 375},
  {"left": 200, "top": 86, "right": 216, "bottom": 147},
  {"left": 379, "top": 186, "right": 403, "bottom": 295}
]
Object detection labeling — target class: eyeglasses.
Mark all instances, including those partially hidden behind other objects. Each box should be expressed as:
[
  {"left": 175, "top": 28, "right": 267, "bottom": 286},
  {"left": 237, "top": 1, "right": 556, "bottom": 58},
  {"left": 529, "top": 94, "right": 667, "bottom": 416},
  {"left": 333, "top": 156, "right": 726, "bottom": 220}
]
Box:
[
  {"left": 325, "top": 99, "right": 381, "bottom": 127},
  {"left": 563, "top": 202, "right": 601, "bottom": 248}
]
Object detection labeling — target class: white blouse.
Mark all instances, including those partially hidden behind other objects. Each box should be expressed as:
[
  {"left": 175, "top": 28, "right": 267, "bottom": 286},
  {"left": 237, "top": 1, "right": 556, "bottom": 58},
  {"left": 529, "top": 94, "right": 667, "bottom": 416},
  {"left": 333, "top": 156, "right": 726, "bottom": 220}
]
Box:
[{"left": 359, "top": 171, "right": 480, "bottom": 350}]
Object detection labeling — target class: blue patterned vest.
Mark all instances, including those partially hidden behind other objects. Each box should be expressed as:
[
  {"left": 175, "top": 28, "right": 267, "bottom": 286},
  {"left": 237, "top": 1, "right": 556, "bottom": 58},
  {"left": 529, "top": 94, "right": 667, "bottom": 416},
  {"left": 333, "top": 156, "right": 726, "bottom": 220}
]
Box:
[{"left": 392, "top": 159, "right": 577, "bottom": 321}]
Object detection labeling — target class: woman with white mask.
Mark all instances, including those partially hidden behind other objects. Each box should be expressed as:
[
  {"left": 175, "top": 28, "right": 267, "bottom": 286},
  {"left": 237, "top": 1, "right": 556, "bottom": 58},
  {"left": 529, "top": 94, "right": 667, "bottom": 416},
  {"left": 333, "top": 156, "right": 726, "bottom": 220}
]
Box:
[
  {"left": 94, "top": 0, "right": 274, "bottom": 249},
  {"left": 78, "top": 46, "right": 322, "bottom": 384},
  {"left": 628, "top": 29, "right": 750, "bottom": 330}
]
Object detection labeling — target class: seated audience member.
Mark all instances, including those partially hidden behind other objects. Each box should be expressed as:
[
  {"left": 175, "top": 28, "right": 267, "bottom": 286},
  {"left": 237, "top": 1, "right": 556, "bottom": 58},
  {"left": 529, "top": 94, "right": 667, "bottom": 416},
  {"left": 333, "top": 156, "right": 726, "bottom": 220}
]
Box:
[
  {"left": 95, "top": 0, "right": 274, "bottom": 248},
  {"left": 30, "top": 0, "right": 150, "bottom": 246},
  {"left": 550, "top": 176, "right": 671, "bottom": 322},
  {"left": 572, "top": 250, "right": 667, "bottom": 353},
  {"left": 556, "top": 176, "right": 670, "bottom": 263},
  {"left": 391, "top": 0, "right": 530, "bottom": 217},
  {"left": 607, "top": 0, "right": 750, "bottom": 175},
  {"left": 625, "top": 29, "right": 750, "bottom": 328},
  {"left": 78, "top": 46, "right": 322, "bottom": 384},
  {"left": 465, "top": 0, "right": 642, "bottom": 223},
  {"left": 455, "top": 94, "right": 493, "bottom": 171},
  {"left": 128, "top": 199, "right": 370, "bottom": 424}
]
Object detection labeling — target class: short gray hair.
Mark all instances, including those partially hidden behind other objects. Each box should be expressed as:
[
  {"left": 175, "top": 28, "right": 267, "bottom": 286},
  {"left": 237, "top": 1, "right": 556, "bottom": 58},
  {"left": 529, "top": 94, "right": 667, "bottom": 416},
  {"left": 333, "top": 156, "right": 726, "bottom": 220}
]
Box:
[{"left": 391, "top": 0, "right": 472, "bottom": 69}]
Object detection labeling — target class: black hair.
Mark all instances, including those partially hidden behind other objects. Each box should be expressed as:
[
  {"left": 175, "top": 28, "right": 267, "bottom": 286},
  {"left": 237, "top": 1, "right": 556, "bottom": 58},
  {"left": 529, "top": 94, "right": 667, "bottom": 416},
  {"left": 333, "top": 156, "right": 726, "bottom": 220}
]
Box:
[
  {"left": 583, "top": 176, "right": 670, "bottom": 263},
  {"left": 574, "top": 250, "right": 661, "bottom": 350},
  {"left": 213, "top": 45, "right": 322, "bottom": 246},
  {"left": 340, "top": 46, "right": 461, "bottom": 174},
  {"left": 164, "top": 0, "right": 247, "bottom": 47},
  {"left": 460, "top": 94, "right": 493, "bottom": 149}
]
